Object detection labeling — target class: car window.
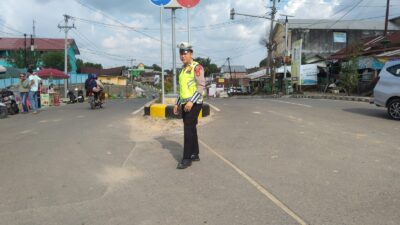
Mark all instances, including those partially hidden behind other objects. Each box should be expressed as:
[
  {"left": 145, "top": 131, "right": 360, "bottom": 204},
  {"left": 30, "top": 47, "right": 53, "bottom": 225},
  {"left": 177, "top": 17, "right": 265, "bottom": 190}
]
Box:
[{"left": 387, "top": 64, "right": 400, "bottom": 77}]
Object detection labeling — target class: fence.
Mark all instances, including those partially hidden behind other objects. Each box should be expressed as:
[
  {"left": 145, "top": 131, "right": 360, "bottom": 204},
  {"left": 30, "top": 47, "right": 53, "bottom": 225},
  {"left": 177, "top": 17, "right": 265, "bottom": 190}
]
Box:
[{"left": 0, "top": 73, "right": 89, "bottom": 89}]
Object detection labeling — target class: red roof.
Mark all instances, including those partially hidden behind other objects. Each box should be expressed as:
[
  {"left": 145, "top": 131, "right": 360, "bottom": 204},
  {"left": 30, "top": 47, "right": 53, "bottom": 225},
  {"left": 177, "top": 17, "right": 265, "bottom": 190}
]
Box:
[
  {"left": 0, "top": 37, "right": 79, "bottom": 54},
  {"left": 329, "top": 31, "right": 400, "bottom": 60}
]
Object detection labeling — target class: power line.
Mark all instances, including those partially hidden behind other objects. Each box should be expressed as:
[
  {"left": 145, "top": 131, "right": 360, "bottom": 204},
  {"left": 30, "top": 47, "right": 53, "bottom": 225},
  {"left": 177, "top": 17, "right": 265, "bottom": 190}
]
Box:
[
  {"left": 74, "top": 0, "right": 161, "bottom": 42},
  {"left": 329, "top": 0, "right": 365, "bottom": 28},
  {"left": 278, "top": 0, "right": 400, "bottom": 7}
]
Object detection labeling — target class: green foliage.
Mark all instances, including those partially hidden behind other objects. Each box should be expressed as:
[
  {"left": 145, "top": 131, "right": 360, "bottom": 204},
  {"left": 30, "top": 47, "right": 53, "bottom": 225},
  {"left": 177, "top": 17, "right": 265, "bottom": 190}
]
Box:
[
  {"left": 259, "top": 58, "right": 267, "bottom": 67},
  {"left": 194, "top": 57, "right": 219, "bottom": 77},
  {"left": 83, "top": 62, "right": 102, "bottom": 69},
  {"left": 152, "top": 64, "right": 161, "bottom": 72},
  {"left": 340, "top": 58, "right": 359, "bottom": 95},
  {"left": 6, "top": 49, "right": 41, "bottom": 69},
  {"left": 76, "top": 59, "right": 102, "bottom": 73},
  {"left": 41, "top": 51, "right": 71, "bottom": 71},
  {"left": 164, "top": 76, "right": 173, "bottom": 93}
]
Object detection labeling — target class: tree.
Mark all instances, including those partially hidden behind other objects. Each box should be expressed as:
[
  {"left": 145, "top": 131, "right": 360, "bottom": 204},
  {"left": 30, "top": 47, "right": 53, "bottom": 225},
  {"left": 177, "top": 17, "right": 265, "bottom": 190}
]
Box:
[
  {"left": 41, "top": 52, "right": 71, "bottom": 71},
  {"left": 259, "top": 58, "right": 267, "bottom": 67},
  {"left": 152, "top": 64, "right": 161, "bottom": 72},
  {"left": 194, "top": 57, "right": 219, "bottom": 77},
  {"left": 6, "top": 49, "right": 41, "bottom": 69},
  {"left": 83, "top": 62, "right": 102, "bottom": 69},
  {"left": 76, "top": 58, "right": 84, "bottom": 73},
  {"left": 340, "top": 57, "right": 359, "bottom": 96}
]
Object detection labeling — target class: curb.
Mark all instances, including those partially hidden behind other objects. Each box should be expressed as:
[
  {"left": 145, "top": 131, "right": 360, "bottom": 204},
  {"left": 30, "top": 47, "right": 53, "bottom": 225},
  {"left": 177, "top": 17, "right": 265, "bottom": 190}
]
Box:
[
  {"left": 144, "top": 103, "right": 211, "bottom": 119},
  {"left": 291, "top": 95, "right": 371, "bottom": 103},
  {"left": 232, "top": 94, "right": 283, "bottom": 99}
]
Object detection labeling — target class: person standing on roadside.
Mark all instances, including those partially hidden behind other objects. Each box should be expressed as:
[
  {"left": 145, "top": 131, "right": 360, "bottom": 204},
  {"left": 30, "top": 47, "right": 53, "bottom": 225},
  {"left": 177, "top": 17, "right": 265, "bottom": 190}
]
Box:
[
  {"left": 173, "top": 42, "right": 206, "bottom": 169},
  {"left": 28, "top": 69, "right": 41, "bottom": 114},
  {"left": 17, "top": 73, "right": 30, "bottom": 113}
]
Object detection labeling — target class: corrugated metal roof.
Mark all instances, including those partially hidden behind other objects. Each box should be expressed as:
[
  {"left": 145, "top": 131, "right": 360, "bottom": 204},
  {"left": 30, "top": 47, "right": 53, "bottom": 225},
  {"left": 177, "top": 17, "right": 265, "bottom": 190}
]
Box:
[
  {"left": 0, "top": 38, "right": 79, "bottom": 54},
  {"left": 278, "top": 19, "right": 400, "bottom": 31},
  {"left": 220, "top": 65, "right": 247, "bottom": 73},
  {"left": 330, "top": 31, "right": 400, "bottom": 59}
]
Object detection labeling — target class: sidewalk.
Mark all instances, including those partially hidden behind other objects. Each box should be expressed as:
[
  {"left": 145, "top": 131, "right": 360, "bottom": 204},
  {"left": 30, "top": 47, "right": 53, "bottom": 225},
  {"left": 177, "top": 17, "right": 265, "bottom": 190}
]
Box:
[{"left": 291, "top": 93, "right": 372, "bottom": 103}]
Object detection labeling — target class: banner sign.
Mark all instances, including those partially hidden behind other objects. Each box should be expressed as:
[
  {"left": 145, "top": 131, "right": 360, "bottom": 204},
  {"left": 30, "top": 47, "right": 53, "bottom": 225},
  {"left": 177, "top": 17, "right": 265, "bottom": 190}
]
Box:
[{"left": 291, "top": 39, "right": 302, "bottom": 84}]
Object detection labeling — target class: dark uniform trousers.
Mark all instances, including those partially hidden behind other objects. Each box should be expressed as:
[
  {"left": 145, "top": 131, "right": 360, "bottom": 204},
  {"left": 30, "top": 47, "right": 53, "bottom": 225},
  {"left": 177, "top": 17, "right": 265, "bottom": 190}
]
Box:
[{"left": 181, "top": 103, "right": 202, "bottom": 159}]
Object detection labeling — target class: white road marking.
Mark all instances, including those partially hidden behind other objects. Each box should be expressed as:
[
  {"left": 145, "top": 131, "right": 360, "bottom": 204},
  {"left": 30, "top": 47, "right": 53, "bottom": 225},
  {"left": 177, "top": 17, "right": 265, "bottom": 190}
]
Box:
[
  {"left": 132, "top": 99, "right": 157, "bottom": 115},
  {"left": 199, "top": 139, "right": 308, "bottom": 225},
  {"left": 205, "top": 102, "right": 221, "bottom": 112},
  {"left": 270, "top": 100, "right": 312, "bottom": 108},
  {"left": 20, "top": 129, "right": 32, "bottom": 134},
  {"left": 253, "top": 111, "right": 261, "bottom": 114}
]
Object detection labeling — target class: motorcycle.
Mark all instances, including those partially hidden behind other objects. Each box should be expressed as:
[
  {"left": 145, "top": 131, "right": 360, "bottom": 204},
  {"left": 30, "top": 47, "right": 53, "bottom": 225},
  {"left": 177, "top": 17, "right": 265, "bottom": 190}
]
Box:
[
  {"left": 76, "top": 88, "right": 84, "bottom": 103},
  {"left": 67, "top": 90, "right": 77, "bottom": 103},
  {"left": 0, "top": 102, "right": 7, "bottom": 119},
  {"left": 0, "top": 88, "right": 19, "bottom": 115},
  {"left": 88, "top": 91, "right": 103, "bottom": 109}
]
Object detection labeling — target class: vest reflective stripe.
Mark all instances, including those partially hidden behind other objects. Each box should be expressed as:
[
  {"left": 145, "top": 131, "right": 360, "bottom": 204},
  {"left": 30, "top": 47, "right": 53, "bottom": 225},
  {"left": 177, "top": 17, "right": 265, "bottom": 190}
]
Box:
[{"left": 179, "top": 61, "right": 202, "bottom": 103}]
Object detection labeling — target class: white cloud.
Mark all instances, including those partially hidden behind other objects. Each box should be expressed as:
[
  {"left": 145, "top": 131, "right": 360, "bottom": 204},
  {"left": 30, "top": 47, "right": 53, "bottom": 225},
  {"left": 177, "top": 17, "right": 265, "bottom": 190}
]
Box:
[{"left": 0, "top": 0, "right": 389, "bottom": 69}]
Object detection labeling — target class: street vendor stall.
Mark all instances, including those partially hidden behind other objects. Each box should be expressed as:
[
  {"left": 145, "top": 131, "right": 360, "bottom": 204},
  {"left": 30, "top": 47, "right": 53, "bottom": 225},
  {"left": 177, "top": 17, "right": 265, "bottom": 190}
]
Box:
[{"left": 37, "top": 68, "right": 69, "bottom": 107}]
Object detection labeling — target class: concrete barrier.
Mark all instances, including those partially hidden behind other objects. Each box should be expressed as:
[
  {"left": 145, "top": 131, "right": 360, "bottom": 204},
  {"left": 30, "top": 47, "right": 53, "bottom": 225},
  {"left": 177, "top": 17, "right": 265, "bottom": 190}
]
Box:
[{"left": 145, "top": 103, "right": 210, "bottom": 119}]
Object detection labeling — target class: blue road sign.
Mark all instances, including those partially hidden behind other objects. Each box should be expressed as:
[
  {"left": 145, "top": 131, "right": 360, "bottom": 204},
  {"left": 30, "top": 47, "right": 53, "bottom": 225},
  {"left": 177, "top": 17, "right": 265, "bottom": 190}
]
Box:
[{"left": 149, "top": 0, "right": 171, "bottom": 6}]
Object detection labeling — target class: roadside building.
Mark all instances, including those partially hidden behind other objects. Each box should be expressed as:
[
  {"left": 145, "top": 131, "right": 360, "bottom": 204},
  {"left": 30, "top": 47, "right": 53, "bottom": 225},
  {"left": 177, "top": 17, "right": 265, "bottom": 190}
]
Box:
[
  {"left": 81, "top": 66, "right": 127, "bottom": 86},
  {"left": 272, "top": 18, "right": 400, "bottom": 63},
  {"left": 0, "top": 37, "right": 80, "bottom": 72}
]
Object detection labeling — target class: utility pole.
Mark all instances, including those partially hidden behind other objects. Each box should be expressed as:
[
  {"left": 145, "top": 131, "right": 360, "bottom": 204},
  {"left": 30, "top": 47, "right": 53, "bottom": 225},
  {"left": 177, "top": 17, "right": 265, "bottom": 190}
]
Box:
[
  {"left": 24, "top": 34, "right": 27, "bottom": 68},
  {"left": 32, "top": 20, "right": 36, "bottom": 38},
  {"left": 227, "top": 57, "right": 232, "bottom": 88},
  {"left": 187, "top": 8, "right": 191, "bottom": 43},
  {"left": 171, "top": 8, "right": 177, "bottom": 94},
  {"left": 281, "top": 14, "right": 294, "bottom": 95},
  {"left": 160, "top": 7, "right": 165, "bottom": 104},
  {"left": 268, "top": 0, "right": 277, "bottom": 94},
  {"left": 384, "top": 0, "right": 390, "bottom": 36},
  {"left": 58, "top": 14, "right": 75, "bottom": 98},
  {"left": 230, "top": 0, "right": 280, "bottom": 93}
]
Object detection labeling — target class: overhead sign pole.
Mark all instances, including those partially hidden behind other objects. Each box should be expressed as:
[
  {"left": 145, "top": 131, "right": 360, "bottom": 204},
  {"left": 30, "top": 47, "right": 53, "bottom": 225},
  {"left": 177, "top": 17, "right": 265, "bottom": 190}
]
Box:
[
  {"left": 178, "top": 0, "right": 200, "bottom": 43},
  {"left": 150, "top": 0, "right": 171, "bottom": 104},
  {"left": 165, "top": 0, "right": 181, "bottom": 95},
  {"left": 165, "top": 0, "right": 200, "bottom": 95}
]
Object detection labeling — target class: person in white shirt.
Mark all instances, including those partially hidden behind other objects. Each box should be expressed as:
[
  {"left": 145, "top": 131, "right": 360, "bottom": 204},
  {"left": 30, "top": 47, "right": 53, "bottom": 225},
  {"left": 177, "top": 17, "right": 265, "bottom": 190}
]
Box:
[{"left": 28, "top": 69, "right": 41, "bottom": 114}]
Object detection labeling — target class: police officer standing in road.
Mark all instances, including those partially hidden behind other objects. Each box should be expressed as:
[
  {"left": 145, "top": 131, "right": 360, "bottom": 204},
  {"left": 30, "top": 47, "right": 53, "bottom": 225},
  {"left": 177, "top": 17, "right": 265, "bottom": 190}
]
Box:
[{"left": 174, "top": 42, "right": 206, "bottom": 169}]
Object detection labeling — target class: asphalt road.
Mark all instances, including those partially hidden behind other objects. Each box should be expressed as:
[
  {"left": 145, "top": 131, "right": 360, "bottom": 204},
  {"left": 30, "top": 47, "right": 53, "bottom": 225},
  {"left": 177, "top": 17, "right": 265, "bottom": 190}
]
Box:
[
  {"left": 201, "top": 97, "right": 400, "bottom": 225},
  {"left": 0, "top": 97, "right": 399, "bottom": 225}
]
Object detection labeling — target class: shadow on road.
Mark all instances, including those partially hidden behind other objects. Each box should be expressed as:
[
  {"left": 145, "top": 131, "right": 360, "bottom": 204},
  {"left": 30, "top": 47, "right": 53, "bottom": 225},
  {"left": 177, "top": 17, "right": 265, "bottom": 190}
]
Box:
[
  {"left": 343, "top": 108, "right": 390, "bottom": 120},
  {"left": 155, "top": 137, "right": 182, "bottom": 162}
]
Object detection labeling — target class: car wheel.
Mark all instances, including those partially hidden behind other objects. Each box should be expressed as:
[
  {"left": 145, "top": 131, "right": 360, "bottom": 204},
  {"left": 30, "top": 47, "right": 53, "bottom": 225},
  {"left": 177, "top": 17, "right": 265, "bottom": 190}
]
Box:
[{"left": 387, "top": 99, "right": 400, "bottom": 120}]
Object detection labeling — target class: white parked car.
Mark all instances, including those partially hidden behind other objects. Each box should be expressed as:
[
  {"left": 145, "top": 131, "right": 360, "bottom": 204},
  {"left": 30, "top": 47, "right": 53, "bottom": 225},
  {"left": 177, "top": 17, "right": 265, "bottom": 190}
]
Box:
[{"left": 373, "top": 60, "right": 400, "bottom": 120}]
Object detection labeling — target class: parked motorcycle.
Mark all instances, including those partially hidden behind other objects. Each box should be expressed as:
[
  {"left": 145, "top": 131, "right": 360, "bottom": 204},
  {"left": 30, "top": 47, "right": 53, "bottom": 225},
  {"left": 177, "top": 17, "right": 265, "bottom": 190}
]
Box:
[
  {"left": 0, "top": 102, "right": 7, "bottom": 119},
  {"left": 76, "top": 88, "right": 84, "bottom": 103},
  {"left": 67, "top": 90, "right": 77, "bottom": 103},
  {"left": 0, "top": 88, "right": 19, "bottom": 115}
]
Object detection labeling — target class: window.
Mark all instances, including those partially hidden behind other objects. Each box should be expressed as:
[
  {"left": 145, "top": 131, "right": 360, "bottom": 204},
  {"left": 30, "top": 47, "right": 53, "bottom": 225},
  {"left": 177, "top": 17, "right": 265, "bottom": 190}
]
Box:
[{"left": 387, "top": 64, "right": 400, "bottom": 77}]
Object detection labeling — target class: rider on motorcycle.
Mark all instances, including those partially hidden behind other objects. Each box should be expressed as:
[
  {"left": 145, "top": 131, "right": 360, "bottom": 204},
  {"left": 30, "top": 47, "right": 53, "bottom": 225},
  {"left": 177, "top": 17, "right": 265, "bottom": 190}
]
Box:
[{"left": 85, "top": 74, "right": 104, "bottom": 103}]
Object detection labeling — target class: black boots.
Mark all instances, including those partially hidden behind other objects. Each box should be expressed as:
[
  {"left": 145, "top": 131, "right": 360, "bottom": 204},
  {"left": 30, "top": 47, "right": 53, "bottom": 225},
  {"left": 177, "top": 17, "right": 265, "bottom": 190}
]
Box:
[
  {"left": 190, "top": 155, "right": 200, "bottom": 161},
  {"left": 177, "top": 159, "right": 192, "bottom": 169}
]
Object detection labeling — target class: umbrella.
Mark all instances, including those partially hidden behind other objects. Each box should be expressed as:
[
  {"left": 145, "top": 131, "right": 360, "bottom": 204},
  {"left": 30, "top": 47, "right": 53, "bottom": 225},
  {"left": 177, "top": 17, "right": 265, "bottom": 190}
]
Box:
[
  {"left": 37, "top": 68, "right": 69, "bottom": 79},
  {"left": 0, "top": 66, "right": 6, "bottom": 74}
]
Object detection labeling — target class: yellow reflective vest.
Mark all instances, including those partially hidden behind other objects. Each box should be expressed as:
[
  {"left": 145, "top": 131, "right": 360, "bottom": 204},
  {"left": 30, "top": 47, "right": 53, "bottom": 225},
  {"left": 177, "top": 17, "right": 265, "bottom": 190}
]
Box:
[{"left": 178, "top": 61, "right": 202, "bottom": 103}]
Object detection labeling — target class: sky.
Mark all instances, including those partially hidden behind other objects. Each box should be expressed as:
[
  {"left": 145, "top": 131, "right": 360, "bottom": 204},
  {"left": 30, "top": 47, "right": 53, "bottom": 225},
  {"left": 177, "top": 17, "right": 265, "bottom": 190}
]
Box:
[{"left": 0, "top": 0, "right": 399, "bottom": 69}]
